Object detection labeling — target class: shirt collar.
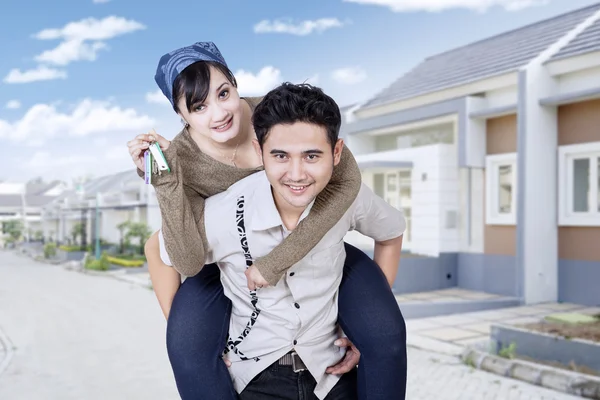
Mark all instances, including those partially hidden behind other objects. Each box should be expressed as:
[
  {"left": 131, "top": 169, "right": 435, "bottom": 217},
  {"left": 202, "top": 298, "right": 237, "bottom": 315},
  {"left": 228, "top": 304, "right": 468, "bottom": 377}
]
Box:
[{"left": 251, "top": 172, "right": 314, "bottom": 232}]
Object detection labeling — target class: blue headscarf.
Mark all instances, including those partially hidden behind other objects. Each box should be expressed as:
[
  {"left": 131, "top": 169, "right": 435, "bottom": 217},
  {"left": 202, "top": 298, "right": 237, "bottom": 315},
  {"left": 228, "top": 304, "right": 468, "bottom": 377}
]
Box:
[{"left": 154, "top": 41, "right": 228, "bottom": 107}]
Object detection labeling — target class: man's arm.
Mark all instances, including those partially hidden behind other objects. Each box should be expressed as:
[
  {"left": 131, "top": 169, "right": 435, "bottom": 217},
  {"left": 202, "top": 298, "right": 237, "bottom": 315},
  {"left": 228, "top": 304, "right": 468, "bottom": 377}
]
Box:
[
  {"left": 373, "top": 235, "right": 403, "bottom": 287},
  {"left": 352, "top": 183, "right": 407, "bottom": 287}
]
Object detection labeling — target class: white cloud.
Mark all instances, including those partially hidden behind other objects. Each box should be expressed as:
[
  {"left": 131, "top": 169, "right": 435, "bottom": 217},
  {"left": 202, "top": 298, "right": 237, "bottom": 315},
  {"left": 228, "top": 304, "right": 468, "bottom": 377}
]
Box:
[
  {"left": 35, "top": 40, "right": 108, "bottom": 66},
  {"left": 93, "top": 0, "right": 111, "bottom": 3},
  {"left": 32, "top": 16, "right": 145, "bottom": 66},
  {"left": 146, "top": 89, "right": 170, "bottom": 105},
  {"left": 332, "top": 67, "right": 367, "bottom": 85},
  {"left": 341, "top": 0, "right": 548, "bottom": 12},
  {"left": 0, "top": 99, "right": 155, "bottom": 145},
  {"left": 235, "top": 66, "right": 282, "bottom": 96},
  {"left": 6, "top": 100, "right": 21, "bottom": 110},
  {"left": 3, "top": 66, "right": 67, "bottom": 84},
  {"left": 253, "top": 18, "right": 346, "bottom": 36},
  {"left": 26, "top": 151, "right": 90, "bottom": 169},
  {"left": 34, "top": 16, "right": 145, "bottom": 41}
]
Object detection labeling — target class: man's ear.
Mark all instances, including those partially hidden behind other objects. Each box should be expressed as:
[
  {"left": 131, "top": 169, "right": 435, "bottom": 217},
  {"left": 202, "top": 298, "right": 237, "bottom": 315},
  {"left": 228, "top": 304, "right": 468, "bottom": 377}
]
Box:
[
  {"left": 252, "top": 139, "right": 263, "bottom": 159},
  {"left": 333, "top": 138, "right": 344, "bottom": 166}
]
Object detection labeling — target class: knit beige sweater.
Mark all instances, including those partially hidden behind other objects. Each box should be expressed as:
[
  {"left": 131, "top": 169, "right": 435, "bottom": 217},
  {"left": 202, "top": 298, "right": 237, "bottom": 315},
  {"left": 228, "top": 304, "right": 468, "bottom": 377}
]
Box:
[{"left": 142, "top": 97, "right": 362, "bottom": 286}]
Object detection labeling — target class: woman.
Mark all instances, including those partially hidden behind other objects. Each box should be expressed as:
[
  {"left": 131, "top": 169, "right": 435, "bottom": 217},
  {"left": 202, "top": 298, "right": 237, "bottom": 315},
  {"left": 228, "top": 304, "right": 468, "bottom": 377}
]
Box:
[{"left": 127, "top": 41, "right": 407, "bottom": 400}]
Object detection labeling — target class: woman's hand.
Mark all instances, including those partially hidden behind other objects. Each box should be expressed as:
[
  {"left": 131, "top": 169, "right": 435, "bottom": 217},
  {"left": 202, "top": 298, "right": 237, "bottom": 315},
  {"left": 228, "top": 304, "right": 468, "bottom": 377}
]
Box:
[{"left": 127, "top": 129, "right": 171, "bottom": 171}]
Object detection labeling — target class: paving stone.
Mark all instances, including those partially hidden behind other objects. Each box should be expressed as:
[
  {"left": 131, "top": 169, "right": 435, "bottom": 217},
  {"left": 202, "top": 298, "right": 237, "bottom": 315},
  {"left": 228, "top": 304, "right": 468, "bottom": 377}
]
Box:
[
  {"left": 406, "top": 319, "right": 444, "bottom": 332},
  {"left": 421, "top": 327, "right": 483, "bottom": 341},
  {"left": 459, "top": 292, "right": 502, "bottom": 300},
  {"left": 501, "top": 306, "right": 549, "bottom": 316},
  {"left": 429, "top": 315, "right": 482, "bottom": 326},
  {"left": 535, "top": 303, "right": 585, "bottom": 311},
  {"left": 463, "top": 322, "right": 493, "bottom": 335},
  {"left": 466, "top": 310, "right": 522, "bottom": 321}
]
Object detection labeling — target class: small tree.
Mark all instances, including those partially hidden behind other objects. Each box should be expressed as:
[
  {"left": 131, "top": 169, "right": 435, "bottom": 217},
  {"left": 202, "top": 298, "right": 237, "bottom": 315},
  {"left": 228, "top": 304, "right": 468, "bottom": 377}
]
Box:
[
  {"left": 71, "top": 222, "right": 84, "bottom": 246},
  {"left": 116, "top": 221, "right": 131, "bottom": 254},
  {"left": 2, "top": 220, "right": 24, "bottom": 242},
  {"left": 125, "top": 222, "right": 152, "bottom": 255}
]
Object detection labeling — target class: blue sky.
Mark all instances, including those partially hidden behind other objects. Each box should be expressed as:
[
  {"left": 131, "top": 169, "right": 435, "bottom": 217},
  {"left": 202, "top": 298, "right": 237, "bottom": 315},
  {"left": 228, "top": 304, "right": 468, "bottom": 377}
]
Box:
[{"left": 1, "top": 0, "right": 599, "bottom": 183}]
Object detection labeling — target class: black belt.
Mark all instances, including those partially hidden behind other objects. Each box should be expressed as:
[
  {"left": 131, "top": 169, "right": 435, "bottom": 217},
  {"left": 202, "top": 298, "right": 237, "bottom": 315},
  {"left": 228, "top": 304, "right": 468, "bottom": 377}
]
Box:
[{"left": 278, "top": 351, "right": 307, "bottom": 373}]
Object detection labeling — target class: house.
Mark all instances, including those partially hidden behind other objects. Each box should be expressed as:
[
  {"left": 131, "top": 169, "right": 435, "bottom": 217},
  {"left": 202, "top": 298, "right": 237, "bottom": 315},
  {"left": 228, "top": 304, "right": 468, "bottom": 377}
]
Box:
[
  {"left": 42, "top": 170, "right": 161, "bottom": 247},
  {"left": 0, "top": 179, "right": 67, "bottom": 241},
  {"left": 342, "top": 3, "right": 600, "bottom": 306}
]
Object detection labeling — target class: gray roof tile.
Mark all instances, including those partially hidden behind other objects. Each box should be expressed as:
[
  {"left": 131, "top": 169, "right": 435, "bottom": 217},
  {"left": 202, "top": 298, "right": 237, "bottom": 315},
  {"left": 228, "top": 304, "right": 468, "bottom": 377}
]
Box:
[
  {"left": 550, "top": 17, "right": 600, "bottom": 60},
  {"left": 361, "top": 3, "right": 600, "bottom": 110},
  {"left": 24, "top": 195, "right": 56, "bottom": 207},
  {"left": 0, "top": 194, "right": 23, "bottom": 208}
]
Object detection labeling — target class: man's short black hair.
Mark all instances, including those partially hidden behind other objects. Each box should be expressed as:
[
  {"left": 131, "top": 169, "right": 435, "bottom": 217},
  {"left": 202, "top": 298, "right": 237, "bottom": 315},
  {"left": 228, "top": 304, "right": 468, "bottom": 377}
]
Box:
[{"left": 252, "top": 82, "right": 341, "bottom": 150}]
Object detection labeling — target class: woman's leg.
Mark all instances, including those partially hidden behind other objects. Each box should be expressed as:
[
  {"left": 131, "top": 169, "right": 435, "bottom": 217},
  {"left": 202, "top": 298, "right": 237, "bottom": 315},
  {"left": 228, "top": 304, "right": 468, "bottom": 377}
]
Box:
[
  {"left": 338, "top": 243, "right": 407, "bottom": 400},
  {"left": 166, "top": 263, "right": 238, "bottom": 400}
]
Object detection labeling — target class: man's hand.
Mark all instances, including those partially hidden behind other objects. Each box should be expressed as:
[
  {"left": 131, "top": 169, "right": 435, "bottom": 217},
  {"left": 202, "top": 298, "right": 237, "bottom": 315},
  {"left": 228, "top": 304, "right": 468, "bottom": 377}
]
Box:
[
  {"left": 245, "top": 265, "right": 269, "bottom": 291},
  {"left": 326, "top": 337, "right": 360, "bottom": 375},
  {"left": 223, "top": 358, "right": 231, "bottom": 368}
]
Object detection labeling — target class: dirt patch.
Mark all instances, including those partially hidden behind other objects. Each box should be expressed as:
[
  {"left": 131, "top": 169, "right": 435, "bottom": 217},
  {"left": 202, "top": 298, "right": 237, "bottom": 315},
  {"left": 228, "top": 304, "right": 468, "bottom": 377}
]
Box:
[{"left": 519, "top": 319, "right": 600, "bottom": 343}]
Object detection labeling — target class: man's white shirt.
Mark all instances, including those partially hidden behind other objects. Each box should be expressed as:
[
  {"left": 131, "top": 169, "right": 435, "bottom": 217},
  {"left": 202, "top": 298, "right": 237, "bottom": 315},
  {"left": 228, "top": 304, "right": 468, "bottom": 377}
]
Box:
[{"left": 159, "top": 171, "right": 406, "bottom": 399}]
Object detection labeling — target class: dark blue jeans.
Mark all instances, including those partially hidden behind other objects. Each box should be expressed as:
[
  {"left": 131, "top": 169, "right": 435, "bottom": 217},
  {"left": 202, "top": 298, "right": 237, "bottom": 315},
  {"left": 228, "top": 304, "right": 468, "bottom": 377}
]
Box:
[{"left": 166, "top": 243, "right": 407, "bottom": 400}]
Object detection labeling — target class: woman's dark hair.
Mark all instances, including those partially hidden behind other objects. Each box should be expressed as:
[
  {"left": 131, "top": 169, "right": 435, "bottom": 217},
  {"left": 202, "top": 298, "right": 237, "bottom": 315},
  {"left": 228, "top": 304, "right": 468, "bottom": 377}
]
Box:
[
  {"left": 172, "top": 61, "right": 237, "bottom": 113},
  {"left": 252, "top": 82, "right": 341, "bottom": 150}
]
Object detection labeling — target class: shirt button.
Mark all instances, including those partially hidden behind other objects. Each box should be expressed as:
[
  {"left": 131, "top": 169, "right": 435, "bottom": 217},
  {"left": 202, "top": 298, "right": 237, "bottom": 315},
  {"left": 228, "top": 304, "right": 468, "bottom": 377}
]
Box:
[
  {"left": 294, "top": 302, "right": 300, "bottom": 309},
  {"left": 290, "top": 272, "right": 295, "bottom": 276},
  {"left": 293, "top": 340, "right": 298, "bottom": 345}
]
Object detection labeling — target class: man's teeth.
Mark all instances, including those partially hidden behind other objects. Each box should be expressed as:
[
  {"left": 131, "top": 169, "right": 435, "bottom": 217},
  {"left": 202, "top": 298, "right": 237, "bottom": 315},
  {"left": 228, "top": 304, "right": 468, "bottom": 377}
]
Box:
[{"left": 289, "top": 185, "right": 305, "bottom": 190}]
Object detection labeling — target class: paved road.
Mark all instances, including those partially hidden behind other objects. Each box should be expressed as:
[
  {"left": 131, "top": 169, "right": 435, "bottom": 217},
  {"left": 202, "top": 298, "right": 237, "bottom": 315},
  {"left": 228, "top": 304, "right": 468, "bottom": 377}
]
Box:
[{"left": 0, "top": 251, "right": 582, "bottom": 400}]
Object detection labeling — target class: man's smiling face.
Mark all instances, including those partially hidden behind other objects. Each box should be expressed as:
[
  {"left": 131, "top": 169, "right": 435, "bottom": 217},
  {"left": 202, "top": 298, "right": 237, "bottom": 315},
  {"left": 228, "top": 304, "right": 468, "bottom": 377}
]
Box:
[{"left": 255, "top": 121, "right": 343, "bottom": 213}]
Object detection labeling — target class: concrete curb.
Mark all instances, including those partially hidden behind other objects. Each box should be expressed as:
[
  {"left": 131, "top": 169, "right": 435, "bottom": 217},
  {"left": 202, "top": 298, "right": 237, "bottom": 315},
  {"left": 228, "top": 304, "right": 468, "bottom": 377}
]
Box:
[
  {"left": 461, "top": 347, "right": 600, "bottom": 399},
  {"left": 80, "top": 268, "right": 152, "bottom": 289},
  {"left": 0, "top": 325, "right": 15, "bottom": 378}
]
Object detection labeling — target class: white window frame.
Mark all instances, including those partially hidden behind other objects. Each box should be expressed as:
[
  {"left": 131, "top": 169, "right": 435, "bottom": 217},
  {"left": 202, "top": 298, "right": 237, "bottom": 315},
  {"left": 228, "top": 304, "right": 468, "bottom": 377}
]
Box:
[
  {"left": 558, "top": 141, "right": 600, "bottom": 226},
  {"left": 485, "top": 152, "right": 517, "bottom": 225}
]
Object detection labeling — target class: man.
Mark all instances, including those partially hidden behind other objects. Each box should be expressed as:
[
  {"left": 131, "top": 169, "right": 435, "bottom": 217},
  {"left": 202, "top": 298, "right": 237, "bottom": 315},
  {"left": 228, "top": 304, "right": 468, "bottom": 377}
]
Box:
[{"left": 162, "top": 82, "right": 406, "bottom": 399}]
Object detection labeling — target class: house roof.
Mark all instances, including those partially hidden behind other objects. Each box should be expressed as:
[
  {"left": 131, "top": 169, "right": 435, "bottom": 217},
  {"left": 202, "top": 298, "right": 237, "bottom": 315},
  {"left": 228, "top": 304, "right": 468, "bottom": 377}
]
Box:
[
  {"left": 26, "top": 180, "right": 64, "bottom": 196},
  {"left": 550, "top": 16, "right": 600, "bottom": 61},
  {"left": 24, "top": 195, "right": 57, "bottom": 207},
  {"left": 0, "top": 194, "right": 23, "bottom": 208},
  {"left": 360, "top": 3, "right": 600, "bottom": 110}
]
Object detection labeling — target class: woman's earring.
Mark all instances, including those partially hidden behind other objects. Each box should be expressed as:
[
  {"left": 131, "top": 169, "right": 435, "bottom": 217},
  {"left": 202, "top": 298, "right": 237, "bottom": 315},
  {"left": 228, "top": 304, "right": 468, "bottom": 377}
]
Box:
[{"left": 181, "top": 118, "right": 189, "bottom": 128}]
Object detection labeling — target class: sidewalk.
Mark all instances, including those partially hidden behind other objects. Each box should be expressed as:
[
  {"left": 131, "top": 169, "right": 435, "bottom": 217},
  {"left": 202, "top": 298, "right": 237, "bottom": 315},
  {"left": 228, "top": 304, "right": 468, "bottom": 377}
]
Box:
[{"left": 405, "top": 301, "right": 600, "bottom": 353}]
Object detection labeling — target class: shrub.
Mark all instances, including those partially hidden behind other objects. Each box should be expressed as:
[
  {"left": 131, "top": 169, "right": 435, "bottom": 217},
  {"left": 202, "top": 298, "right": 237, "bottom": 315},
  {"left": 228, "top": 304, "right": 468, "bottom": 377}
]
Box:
[
  {"left": 107, "top": 255, "right": 145, "bottom": 267},
  {"left": 43, "top": 242, "right": 57, "bottom": 259},
  {"left": 85, "top": 252, "right": 110, "bottom": 271},
  {"left": 59, "top": 245, "right": 84, "bottom": 252}
]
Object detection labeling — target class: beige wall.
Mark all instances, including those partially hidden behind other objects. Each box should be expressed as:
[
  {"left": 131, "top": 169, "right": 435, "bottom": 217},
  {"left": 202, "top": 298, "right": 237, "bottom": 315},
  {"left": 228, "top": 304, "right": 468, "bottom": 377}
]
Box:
[
  {"left": 558, "top": 99, "right": 600, "bottom": 261},
  {"left": 558, "top": 99, "right": 600, "bottom": 146}
]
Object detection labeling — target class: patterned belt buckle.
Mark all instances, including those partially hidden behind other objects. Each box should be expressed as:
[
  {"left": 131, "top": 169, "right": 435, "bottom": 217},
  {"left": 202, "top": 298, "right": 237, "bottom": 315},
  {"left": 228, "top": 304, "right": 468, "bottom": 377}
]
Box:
[{"left": 291, "top": 352, "right": 307, "bottom": 373}]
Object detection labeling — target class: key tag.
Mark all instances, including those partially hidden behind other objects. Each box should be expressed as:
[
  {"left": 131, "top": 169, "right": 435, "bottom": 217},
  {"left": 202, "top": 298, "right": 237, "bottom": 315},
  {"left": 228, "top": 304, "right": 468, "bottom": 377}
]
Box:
[
  {"left": 148, "top": 130, "right": 170, "bottom": 173},
  {"left": 144, "top": 150, "right": 152, "bottom": 184}
]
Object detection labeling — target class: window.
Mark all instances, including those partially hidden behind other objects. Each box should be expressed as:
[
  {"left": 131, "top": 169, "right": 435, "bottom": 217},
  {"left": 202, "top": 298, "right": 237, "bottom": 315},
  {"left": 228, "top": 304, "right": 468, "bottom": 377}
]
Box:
[
  {"left": 558, "top": 141, "right": 600, "bottom": 226},
  {"left": 485, "top": 153, "right": 517, "bottom": 225}
]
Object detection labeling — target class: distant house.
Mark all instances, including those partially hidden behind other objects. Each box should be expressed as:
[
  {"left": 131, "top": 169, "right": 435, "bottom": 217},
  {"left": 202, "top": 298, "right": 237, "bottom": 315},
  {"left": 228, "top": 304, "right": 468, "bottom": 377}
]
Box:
[
  {"left": 42, "top": 170, "right": 161, "bottom": 247},
  {"left": 342, "top": 3, "right": 600, "bottom": 306},
  {"left": 0, "top": 179, "right": 67, "bottom": 240}
]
